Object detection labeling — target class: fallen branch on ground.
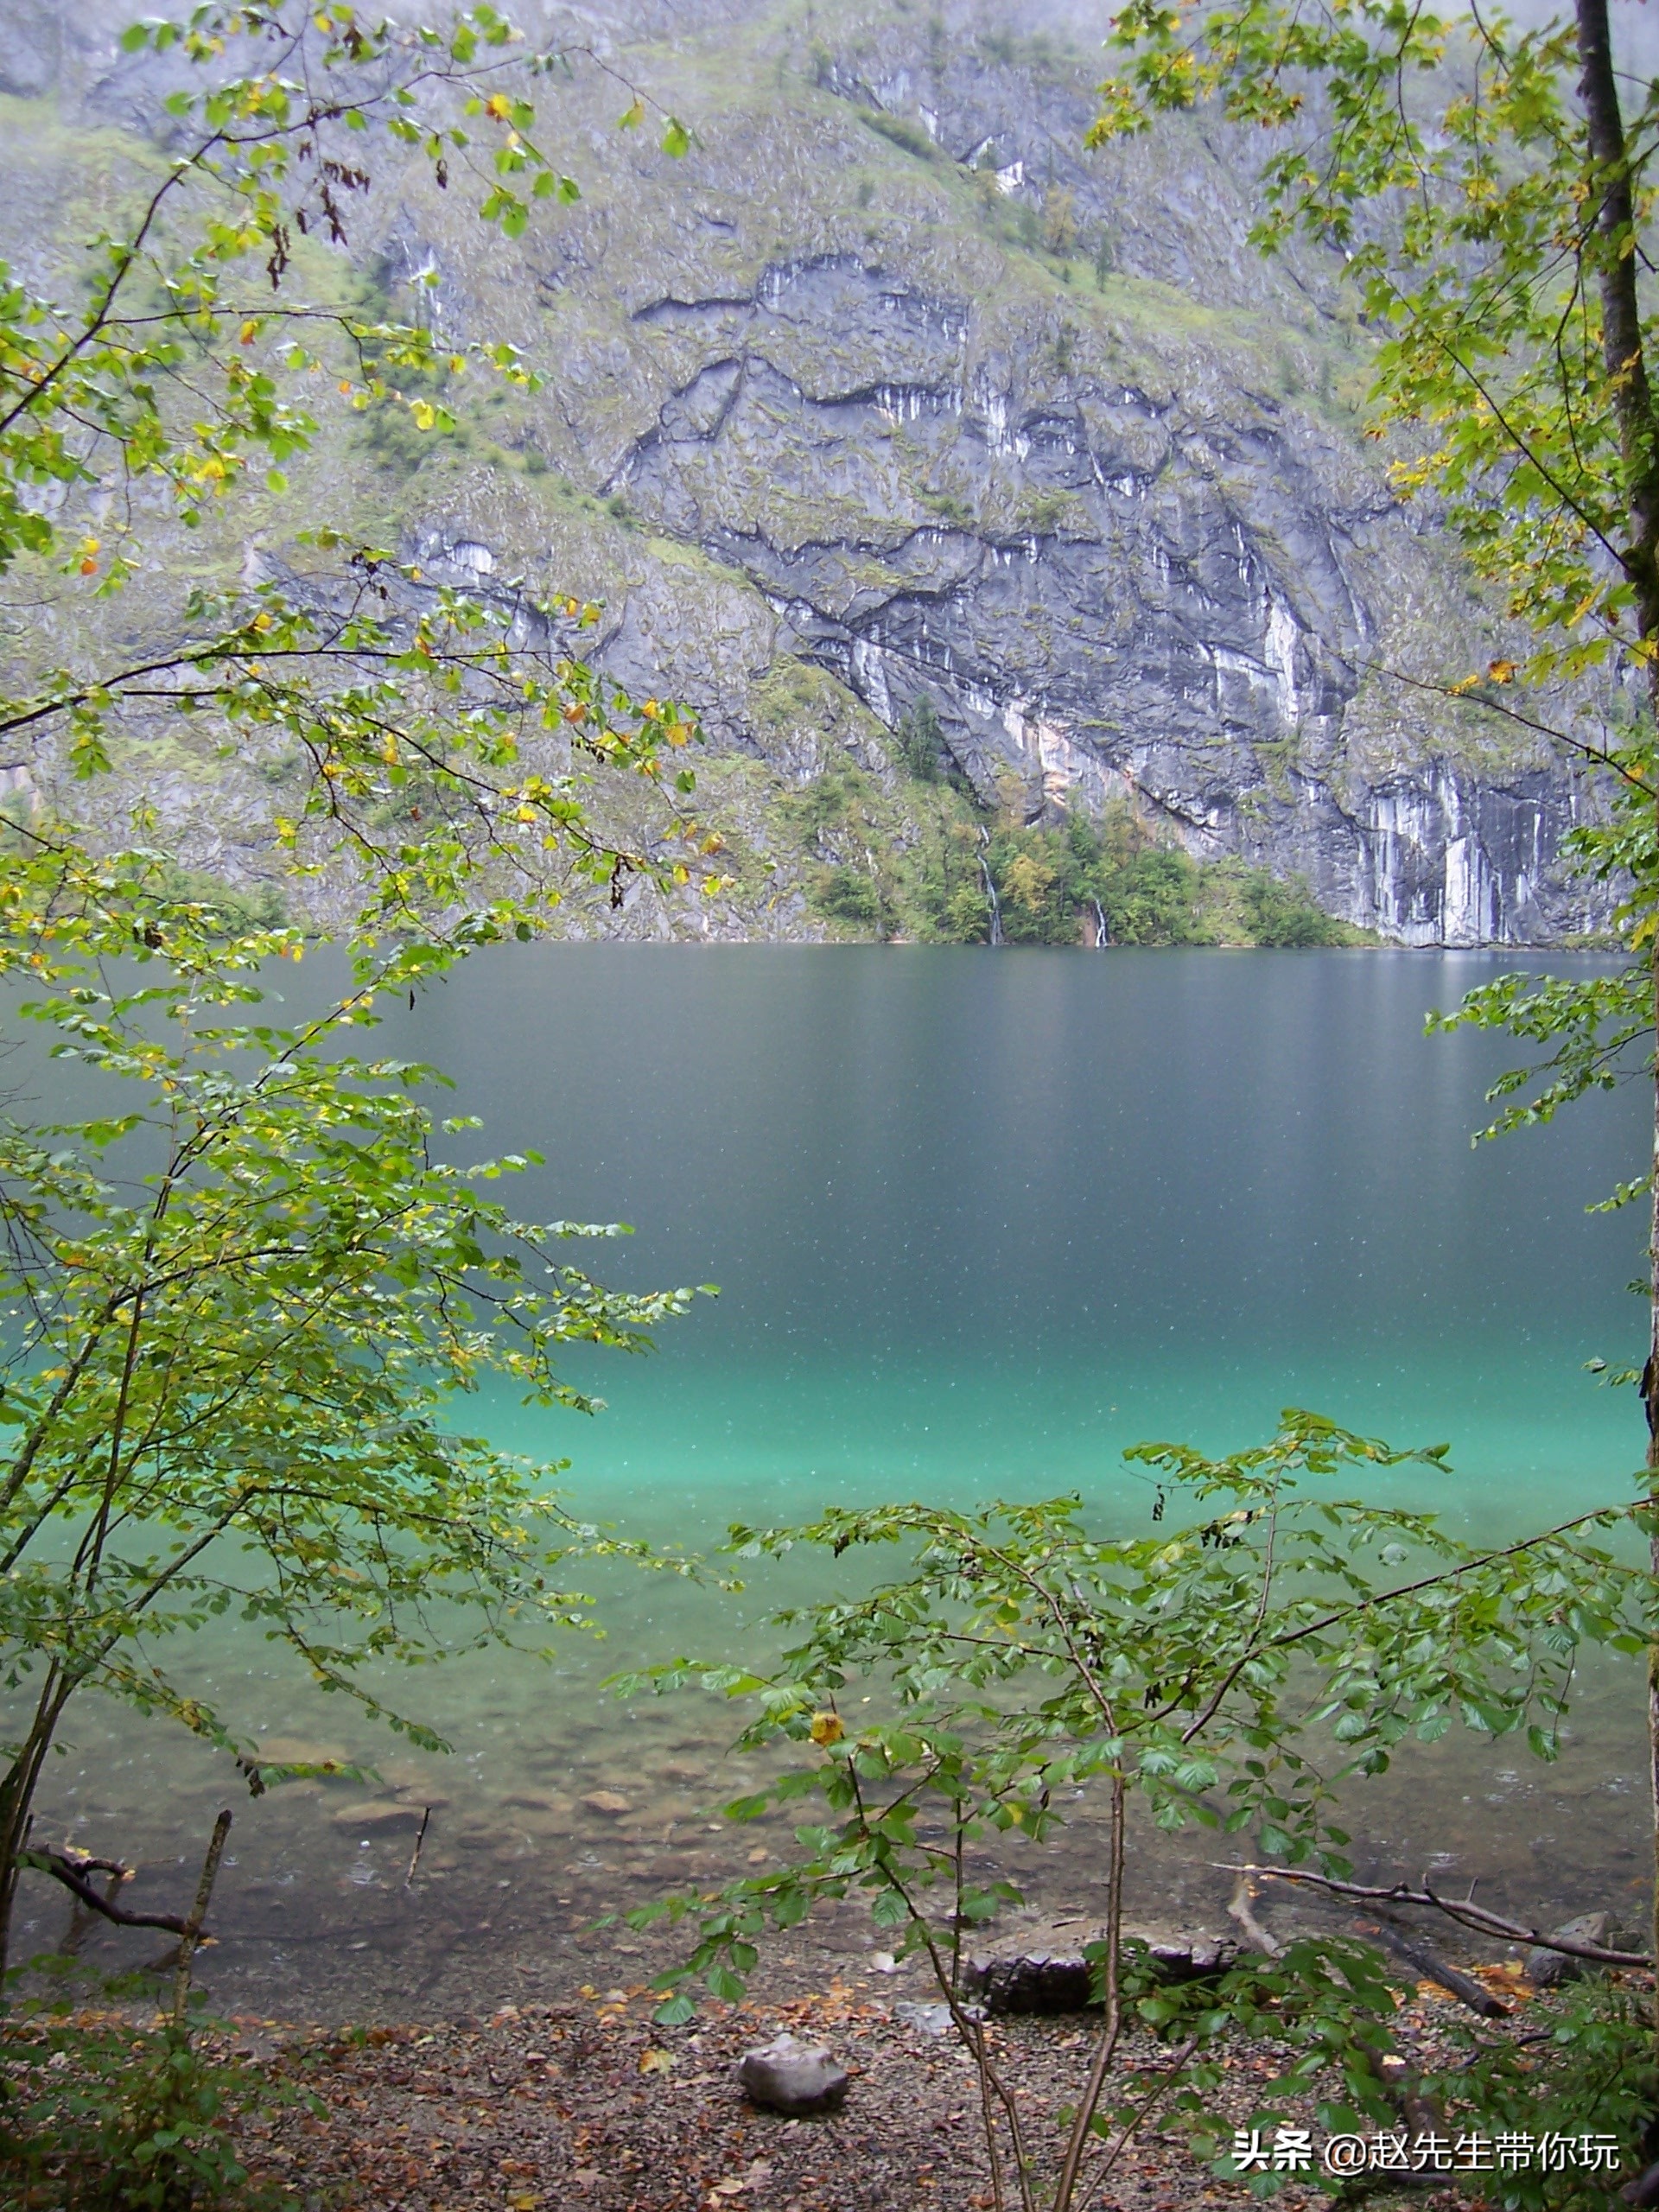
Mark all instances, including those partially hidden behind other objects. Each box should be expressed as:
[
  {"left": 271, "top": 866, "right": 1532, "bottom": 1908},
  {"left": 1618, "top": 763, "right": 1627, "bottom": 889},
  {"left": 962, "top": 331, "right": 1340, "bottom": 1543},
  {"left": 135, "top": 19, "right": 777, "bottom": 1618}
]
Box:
[
  {"left": 1215, "top": 1864, "right": 1651, "bottom": 1967},
  {"left": 1360, "top": 1919, "right": 1510, "bottom": 2018}
]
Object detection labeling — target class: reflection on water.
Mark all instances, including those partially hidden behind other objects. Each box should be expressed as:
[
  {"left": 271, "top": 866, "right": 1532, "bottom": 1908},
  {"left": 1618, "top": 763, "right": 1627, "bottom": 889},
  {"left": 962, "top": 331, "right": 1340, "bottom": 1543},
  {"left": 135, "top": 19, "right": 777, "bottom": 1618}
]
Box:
[{"left": 16, "top": 948, "right": 1653, "bottom": 2018}]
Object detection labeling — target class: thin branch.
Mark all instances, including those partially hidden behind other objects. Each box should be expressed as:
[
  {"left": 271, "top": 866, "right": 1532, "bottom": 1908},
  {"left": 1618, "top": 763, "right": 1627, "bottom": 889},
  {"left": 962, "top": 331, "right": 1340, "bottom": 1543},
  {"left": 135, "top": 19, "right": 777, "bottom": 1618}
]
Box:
[
  {"left": 1072, "top": 2029, "right": 1205, "bottom": 2212},
  {"left": 1357, "top": 658, "right": 1658, "bottom": 797}
]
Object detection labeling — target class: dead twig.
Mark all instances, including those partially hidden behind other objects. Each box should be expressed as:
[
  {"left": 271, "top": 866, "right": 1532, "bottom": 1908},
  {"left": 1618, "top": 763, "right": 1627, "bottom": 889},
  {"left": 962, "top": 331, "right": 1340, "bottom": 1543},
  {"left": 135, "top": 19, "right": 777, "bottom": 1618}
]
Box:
[
  {"left": 172, "top": 1809, "right": 232, "bottom": 2027},
  {"left": 1362, "top": 1919, "right": 1510, "bottom": 2018},
  {"left": 404, "top": 1804, "right": 432, "bottom": 1887},
  {"left": 59, "top": 1859, "right": 129, "bottom": 1956}
]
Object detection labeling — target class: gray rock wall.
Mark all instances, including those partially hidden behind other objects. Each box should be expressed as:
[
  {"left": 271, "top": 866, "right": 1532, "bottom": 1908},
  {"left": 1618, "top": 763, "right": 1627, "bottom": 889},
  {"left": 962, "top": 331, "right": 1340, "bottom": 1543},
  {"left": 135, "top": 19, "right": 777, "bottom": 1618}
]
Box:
[{"left": 612, "top": 243, "right": 1605, "bottom": 944}]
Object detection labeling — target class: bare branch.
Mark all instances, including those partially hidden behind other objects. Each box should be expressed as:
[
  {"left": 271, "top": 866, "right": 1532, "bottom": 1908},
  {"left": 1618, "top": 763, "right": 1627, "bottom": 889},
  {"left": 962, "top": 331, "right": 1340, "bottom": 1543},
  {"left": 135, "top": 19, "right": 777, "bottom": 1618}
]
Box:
[
  {"left": 1215, "top": 1862, "right": 1652, "bottom": 1966},
  {"left": 21, "top": 1847, "right": 190, "bottom": 1936}
]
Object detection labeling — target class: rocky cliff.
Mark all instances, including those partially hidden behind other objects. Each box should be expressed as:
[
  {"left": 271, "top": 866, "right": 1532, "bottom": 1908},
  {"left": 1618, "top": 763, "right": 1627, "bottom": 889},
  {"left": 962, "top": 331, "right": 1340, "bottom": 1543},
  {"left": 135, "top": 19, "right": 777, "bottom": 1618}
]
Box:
[{"left": 0, "top": 0, "right": 1615, "bottom": 944}]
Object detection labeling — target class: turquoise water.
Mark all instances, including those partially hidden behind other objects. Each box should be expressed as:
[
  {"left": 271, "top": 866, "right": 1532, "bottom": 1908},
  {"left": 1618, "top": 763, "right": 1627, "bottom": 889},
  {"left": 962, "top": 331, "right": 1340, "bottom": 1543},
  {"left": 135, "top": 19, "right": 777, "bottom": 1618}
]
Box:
[
  {"left": 427, "top": 946, "right": 1648, "bottom": 1533},
  {"left": 26, "top": 947, "right": 1655, "bottom": 2018}
]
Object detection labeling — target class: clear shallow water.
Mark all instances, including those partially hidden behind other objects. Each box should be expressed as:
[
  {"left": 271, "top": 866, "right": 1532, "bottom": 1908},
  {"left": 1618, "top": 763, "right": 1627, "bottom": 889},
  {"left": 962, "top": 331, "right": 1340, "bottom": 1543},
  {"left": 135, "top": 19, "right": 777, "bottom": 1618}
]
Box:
[{"left": 24, "top": 948, "right": 1657, "bottom": 2018}]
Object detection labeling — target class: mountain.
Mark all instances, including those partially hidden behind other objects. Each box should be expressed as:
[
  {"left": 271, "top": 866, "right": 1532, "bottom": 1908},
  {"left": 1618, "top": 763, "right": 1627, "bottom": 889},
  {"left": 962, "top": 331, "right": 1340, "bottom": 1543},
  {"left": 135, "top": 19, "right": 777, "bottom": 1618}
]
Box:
[{"left": 0, "top": 0, "right": 1616, "bottom": 944}]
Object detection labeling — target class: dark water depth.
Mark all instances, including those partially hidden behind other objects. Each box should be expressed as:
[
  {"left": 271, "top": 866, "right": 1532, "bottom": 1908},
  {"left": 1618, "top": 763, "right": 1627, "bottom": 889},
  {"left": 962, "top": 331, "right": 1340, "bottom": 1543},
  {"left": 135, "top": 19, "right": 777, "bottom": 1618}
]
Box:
[{"left": 22, "top": 947, "right": 1656, "bottom": 2018}]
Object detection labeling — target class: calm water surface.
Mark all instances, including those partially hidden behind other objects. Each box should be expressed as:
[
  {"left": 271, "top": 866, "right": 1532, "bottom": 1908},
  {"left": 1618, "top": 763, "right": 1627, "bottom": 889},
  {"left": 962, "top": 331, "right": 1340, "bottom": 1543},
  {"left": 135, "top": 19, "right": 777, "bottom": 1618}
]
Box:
[{"left": 30, "top": 948, "right": 1656, "bottom": 2017}]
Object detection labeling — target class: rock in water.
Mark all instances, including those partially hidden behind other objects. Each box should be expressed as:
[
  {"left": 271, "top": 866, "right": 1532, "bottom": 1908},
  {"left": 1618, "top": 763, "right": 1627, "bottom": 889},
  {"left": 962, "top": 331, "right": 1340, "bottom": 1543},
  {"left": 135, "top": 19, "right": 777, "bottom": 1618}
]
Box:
[
  {"left": 1524, "top": 1911, "right": 1630, "bottom": 1989},
  {"left": 328, "top": 1799, "right": 424, "bottom": 1834},
  {"left": 580, "top": 1789, "right": 632, "bottom": 1818},
  {"left": 736, "top": 2034, "right": 850, "bottom": 2115}
]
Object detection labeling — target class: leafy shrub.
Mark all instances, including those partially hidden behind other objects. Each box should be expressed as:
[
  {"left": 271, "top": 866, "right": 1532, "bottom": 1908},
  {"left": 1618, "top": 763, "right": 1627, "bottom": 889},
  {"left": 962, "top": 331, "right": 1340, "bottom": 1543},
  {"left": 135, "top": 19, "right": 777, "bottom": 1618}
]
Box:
[
  {"left": 0, "top": 2012, "right": 308, "bottom": 2211},
  {"left": 810, "top": 865, "right": 880, "bottom": 925},
  {"left": 618, "top": 1413, "right": 1648, "bottom": 2209}
]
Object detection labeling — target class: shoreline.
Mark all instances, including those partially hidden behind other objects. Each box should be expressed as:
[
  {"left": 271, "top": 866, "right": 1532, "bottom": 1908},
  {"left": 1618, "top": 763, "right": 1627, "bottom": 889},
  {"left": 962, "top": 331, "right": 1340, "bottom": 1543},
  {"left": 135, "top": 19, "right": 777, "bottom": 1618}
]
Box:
[{"left": 188, "top": 1984, "right": 1489, "bottom": 2211}]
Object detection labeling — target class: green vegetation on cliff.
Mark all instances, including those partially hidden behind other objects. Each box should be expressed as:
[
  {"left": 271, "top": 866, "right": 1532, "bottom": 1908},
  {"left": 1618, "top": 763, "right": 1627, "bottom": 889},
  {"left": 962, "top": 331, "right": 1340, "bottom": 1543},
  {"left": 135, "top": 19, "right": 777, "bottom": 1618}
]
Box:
[{"left": 801, "top": 767, "right": 1362, "bottom": 945}]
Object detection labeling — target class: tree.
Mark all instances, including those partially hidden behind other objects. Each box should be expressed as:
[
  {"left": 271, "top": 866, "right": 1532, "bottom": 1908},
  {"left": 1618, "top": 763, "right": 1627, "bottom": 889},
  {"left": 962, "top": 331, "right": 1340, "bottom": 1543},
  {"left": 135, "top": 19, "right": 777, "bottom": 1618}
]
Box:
[
  {"left": 1096, "top": 0, "right": 1659, "bottom": 1977},
  {"left": 0, "top": 1, "right": 707, "bottom": 1993},
  {"left": 893, "top": 692, "right": 944, "bottom": 782}
]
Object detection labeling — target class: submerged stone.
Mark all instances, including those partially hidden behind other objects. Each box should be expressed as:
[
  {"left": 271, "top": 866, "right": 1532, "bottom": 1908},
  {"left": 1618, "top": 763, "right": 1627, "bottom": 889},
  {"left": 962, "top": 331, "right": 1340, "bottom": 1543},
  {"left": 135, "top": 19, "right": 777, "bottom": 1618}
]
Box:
[{"left": 580, "top": 1789, "right": 633, "bottom": 1818}]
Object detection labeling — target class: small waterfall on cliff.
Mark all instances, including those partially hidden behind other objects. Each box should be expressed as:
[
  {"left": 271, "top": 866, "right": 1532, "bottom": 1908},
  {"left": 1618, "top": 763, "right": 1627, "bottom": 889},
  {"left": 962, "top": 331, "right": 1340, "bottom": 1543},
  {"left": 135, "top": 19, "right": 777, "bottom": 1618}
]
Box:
[
  {"left": 1092, "top": 898, "right": 1109, "bottom": 948},
  {"left": 977, "top": 828, "right": 1003, "bottom": 946}
]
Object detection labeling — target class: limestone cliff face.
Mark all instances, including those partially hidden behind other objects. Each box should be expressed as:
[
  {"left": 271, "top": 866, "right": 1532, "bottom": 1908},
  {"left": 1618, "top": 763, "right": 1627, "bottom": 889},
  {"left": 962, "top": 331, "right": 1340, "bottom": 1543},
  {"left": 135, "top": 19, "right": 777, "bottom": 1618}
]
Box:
[
  {"left": 0, "top": 0, "right": 1615, "bottom": 943},
  {"left": 616, "top": 249, "right": 1600, "bottom": 944}
]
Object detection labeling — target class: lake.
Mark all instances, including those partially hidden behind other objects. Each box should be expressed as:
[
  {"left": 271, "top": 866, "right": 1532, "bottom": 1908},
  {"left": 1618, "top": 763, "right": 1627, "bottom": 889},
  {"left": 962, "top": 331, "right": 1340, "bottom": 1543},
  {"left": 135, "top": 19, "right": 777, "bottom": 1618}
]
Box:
[{"left": 27, "top": 947, "right": 1655, "bottom": 2019}]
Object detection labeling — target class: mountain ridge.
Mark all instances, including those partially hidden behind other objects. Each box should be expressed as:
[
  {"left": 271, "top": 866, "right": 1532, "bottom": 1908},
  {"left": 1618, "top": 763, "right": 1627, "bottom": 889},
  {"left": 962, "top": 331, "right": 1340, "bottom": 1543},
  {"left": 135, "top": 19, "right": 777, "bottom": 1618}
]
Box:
[{"left": 0, "top": 0, "right": 1619, "bottom": 945}]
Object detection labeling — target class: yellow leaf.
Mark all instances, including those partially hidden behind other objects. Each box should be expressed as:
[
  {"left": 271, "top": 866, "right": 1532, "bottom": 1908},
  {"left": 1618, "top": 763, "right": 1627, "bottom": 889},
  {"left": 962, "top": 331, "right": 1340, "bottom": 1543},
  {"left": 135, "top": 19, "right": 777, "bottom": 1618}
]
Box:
[
  {"left": 486, "top": 92, "right": 513, "bottom": 120},
  {"left": 239, "top": 319, "right": 257, "bottom": 345},
  {"left": 639, "top": 2046, "right": 675, "bottom": 2074},
  {"left": 1487, "top": 658, "right": 1517, "bottom": 683},
  {"left": 809, "top": 1711, "right": 844, "bottom": 1746}
]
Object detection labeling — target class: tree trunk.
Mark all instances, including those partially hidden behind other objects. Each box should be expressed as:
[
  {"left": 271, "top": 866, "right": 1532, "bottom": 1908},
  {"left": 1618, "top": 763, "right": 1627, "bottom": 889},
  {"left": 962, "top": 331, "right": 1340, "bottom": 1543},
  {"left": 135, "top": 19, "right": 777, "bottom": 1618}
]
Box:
[
  {"left": 1574, "top": 0, "right": 1659, "bottom": 2015},
  {"left": 0, "top": 1673, "right": 75, "bottom": 1996}
]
